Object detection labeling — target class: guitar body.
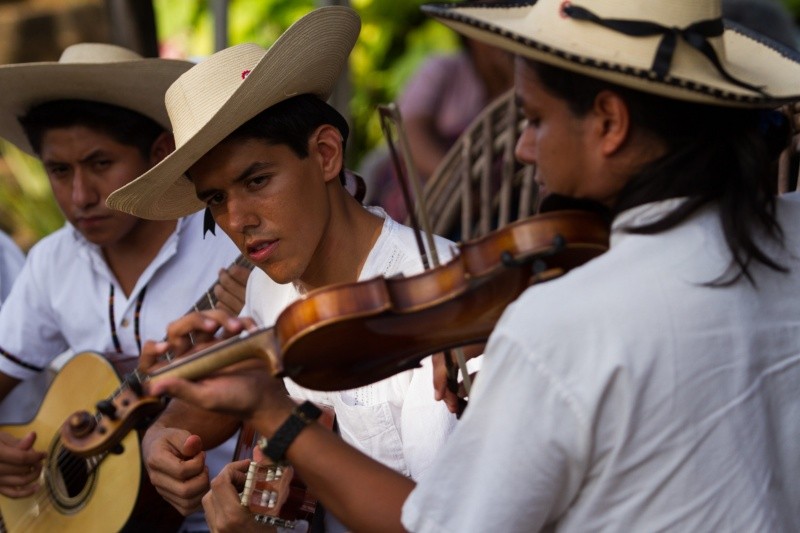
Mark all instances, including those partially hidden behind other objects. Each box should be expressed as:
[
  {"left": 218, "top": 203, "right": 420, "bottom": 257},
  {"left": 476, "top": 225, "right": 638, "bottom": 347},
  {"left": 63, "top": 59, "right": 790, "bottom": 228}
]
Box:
[{"left": 0, "top": 352, "right": 180, "bottom": 533}]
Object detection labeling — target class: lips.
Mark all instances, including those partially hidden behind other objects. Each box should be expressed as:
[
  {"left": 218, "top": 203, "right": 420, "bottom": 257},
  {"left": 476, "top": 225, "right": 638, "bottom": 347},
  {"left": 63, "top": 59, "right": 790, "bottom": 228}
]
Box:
[
  {"left": 75, "top": 214, "right": 111, "bottom": 228},
  {"left": 246, "top": 239, "right": 278, "bottom": 262}
]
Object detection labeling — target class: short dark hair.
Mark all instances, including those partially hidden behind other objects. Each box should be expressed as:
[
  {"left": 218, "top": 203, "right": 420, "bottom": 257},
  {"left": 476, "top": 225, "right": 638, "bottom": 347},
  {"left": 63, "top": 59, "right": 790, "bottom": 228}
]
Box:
[
  {"left": 19, "top": 99, "right": 165, "bottom": 158},
  {"left": 527, "top": 58, "right": 789, "bottom": 285},
  {"left": 226, "top": 93, "right": 350, "bottom": 183}
]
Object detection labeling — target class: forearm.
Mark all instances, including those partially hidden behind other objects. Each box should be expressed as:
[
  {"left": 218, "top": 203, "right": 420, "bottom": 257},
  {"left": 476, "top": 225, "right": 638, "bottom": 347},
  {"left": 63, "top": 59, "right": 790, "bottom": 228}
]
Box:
[
  {"left": 152, "top": 398, "right": 239, "bottom": 448},
  {"left": 251, "top": 404, "right": 414, "bottom": 533}
]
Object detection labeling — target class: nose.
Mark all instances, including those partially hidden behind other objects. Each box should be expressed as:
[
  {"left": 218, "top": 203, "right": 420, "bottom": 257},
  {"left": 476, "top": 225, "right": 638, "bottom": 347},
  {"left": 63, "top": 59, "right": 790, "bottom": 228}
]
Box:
[
  {"left": 71, "top": 169, "right": 99, "bottom": 209},
  {"left": 225, "top": 194, "right": 259, "bottom": 235},
  {"left": 514, "top": 125, "right": 537, "bottom": 166}
]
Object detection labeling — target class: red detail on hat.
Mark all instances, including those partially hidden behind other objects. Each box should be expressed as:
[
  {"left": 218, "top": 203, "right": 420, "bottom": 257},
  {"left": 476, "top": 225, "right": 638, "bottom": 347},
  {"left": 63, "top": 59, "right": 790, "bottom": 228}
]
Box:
[
  {"left": 559, "top": 1, "right": 571, "bottom": 18},
  {"left": 241, "top": 69, "right": 251, "bottom": 79}
]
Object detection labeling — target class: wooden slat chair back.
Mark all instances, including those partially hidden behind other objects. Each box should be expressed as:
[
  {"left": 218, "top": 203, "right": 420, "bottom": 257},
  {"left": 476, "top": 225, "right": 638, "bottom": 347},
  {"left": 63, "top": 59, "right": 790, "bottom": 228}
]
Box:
[
  {"left": 414, "top": 88, "right": 538, "bottom": 241},
  {"left": 377, "top": 89, "right": 538, "bottom": 245}
]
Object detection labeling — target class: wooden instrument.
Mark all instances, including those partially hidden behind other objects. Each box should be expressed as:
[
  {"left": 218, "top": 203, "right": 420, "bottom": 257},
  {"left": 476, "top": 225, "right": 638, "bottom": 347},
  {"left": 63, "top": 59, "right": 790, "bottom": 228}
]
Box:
[
  {"left": 0, "top": 255, "right": 253, "bottom": 532},
  {"left": 234, "top": 403, "right": 334, "bottom": 529},
  {"left": 60, "top": 208, "right": 609, "bottom": 458},
  {"left": 0, "top": 353, "right": 153, "bottom": 533}
]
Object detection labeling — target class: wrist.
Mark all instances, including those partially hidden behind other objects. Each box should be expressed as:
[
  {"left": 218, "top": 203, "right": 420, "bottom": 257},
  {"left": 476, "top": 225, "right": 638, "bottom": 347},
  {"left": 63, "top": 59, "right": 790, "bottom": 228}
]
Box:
[{"left": 256, "top": 400, "right": 322, "bottom": 463}]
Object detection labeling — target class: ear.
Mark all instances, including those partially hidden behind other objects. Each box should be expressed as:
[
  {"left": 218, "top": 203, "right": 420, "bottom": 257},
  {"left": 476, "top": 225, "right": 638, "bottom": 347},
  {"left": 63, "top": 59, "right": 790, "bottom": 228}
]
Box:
[
  {"left": 149, "top": 132, "right": 176, "bottom": 166},
  {"left": 591, "top": 90, "right": 630, "bottom": 157},
  {"left": 310, "top": 124, "right": 344, "bottom": 184}
]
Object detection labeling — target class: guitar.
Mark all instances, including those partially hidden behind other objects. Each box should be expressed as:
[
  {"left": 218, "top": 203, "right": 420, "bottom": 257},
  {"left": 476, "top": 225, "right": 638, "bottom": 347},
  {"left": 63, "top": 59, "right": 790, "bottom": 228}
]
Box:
[
  {"left": 0, "top": 352, "right": 150, "bottom": 533},
  {"left": 0, "top": 255, "right": 253, "bottom": 533},
  {"left": 234, "top": 403, "right": 335, "bottom": 529}
]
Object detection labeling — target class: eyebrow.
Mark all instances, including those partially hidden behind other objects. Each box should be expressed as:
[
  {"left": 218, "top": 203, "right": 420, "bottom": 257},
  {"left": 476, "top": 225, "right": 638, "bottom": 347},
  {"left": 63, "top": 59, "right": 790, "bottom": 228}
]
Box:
[
  {"left": 42, "top": 149, "right": 110, "bottom": 168},
  {"left": 195, "top": 160, "right": 277, "bottom": 202}
]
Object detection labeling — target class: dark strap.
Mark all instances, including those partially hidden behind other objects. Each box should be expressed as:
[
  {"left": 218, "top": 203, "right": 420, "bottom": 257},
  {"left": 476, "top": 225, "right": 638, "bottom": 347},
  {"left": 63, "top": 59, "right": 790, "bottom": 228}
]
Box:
[
  {"left": 203, "top": 207, "right": 216, "bottom": 237},
  {"left": 562, "top": 4, "right": 768, "bottom": 96}
]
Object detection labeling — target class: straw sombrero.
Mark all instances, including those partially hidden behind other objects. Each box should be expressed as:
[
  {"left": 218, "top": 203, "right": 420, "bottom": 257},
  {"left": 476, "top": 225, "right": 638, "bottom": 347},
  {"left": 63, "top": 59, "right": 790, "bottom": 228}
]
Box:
[
  {"left": 106, "top": 6, "right": 360, "bottom": 221},
  {"left": 0, "top": 43, "right": 193, "bottom": 155},
  {"left": 422, "top": 0, "right": 800, "bottom": 108}
]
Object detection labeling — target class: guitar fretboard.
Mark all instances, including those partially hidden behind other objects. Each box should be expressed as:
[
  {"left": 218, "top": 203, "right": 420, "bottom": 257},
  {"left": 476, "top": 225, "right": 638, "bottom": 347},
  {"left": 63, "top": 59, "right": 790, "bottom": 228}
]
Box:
[{"left": 190, "top": 254, "right": 254, "bottom": 313}]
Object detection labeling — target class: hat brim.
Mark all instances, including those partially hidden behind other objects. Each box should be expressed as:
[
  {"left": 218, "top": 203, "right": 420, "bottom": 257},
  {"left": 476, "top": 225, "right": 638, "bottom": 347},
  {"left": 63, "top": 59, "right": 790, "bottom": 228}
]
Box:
[
  {"left": 0, "top": 58, "right": 192, "bottom": 155},
  {"left": 422, "top": 2, "right": 800, "bottom": 108},
  {"left": 107, "top": 7, "right": 360, "bottom": 220}
]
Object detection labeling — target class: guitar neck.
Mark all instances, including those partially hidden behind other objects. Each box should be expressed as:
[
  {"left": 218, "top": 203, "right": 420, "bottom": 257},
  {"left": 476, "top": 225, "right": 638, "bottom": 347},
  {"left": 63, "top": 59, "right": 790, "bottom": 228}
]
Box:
[
  {"left": 146, "top": 327, "right": 282, "bottom": 386},
  {"left": 189, "top": 254, "right": 254, "bottom": 314}
]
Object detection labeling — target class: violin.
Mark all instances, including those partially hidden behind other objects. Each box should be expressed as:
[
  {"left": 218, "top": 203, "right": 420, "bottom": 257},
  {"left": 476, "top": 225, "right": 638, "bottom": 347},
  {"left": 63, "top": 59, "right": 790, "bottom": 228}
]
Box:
[{"left": 60, "top": 206, "right": 609, "bottom": 457}]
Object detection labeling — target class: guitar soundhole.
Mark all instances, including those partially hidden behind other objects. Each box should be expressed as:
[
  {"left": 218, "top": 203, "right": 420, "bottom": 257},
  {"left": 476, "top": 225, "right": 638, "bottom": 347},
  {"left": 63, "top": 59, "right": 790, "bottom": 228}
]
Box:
[{"left": 45, "top": 438, "right": 97, "bottom": 513}]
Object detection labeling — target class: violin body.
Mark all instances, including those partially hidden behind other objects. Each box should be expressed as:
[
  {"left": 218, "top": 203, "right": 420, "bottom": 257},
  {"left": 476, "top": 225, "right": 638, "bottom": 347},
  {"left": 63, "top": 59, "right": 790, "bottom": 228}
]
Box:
[{"left": 277, "top": 209, "right": 609, "bottom": 390}]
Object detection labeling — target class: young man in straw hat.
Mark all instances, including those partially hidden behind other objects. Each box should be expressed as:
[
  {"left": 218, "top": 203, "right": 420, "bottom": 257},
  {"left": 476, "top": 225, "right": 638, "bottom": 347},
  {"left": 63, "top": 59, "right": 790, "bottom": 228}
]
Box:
[
  {"left": 135, "top": 0, "right": 800, "bottom": 531},
  {"left": 0, "top": 43, "right": 250, "bottom": 531},
  {"left": 106, "top": 6, "right": 458, "bottom": 532}
]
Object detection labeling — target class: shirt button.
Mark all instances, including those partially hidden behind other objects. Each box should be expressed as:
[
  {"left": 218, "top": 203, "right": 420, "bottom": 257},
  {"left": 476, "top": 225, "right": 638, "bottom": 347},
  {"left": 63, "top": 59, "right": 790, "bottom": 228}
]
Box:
[{"left": 121, "top": 319, "right": 130, "bottom": 328}]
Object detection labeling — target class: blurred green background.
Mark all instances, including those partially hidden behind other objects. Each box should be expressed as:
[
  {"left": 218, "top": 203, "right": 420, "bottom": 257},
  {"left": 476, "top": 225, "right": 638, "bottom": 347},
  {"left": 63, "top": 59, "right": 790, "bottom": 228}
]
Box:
[{"left": 1, "top": 0, "right": 799, "bottom": 250}]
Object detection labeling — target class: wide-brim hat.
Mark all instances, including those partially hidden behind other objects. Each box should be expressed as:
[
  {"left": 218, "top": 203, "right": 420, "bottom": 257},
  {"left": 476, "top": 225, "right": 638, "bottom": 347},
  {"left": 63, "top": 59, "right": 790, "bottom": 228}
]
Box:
[
  {"left": 0, "top": 43, "right": 193, "bottom": 155},
  {"left": 422, "top": 0, "right": 800, "bottom": 108},
  {"left": 107, "top": 6, "right": 360, "bottom": 220}
]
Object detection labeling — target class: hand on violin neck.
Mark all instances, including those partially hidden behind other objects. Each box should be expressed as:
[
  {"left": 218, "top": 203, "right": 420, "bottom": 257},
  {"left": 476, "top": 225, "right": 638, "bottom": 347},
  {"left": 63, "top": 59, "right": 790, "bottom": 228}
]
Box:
[{"left": 146, "top": 358, "right": 293, "bottom": 431}]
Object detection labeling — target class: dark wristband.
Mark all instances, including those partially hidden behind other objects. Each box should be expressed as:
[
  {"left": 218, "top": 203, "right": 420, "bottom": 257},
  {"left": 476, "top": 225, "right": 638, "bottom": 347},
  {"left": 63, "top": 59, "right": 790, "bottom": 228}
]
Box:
[{"left": 260, "top": 400, "right": 322, "bottom": 463}]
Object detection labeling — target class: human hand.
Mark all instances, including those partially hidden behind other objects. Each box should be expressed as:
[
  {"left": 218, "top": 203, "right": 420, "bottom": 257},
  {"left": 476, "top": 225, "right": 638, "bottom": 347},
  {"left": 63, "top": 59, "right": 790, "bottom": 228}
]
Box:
[
  {"left": 213, "top": 264, "right": 251, "bottom": 316},
  {"left": 141, "top": 425, "right": 208, "bottom": 516},
  {"left": 0, "top": 431, "right": 46, "bottom": 498},
  {"left": 432, "top": 345, "right": 482, "bottom": 415},
  {"left": 139, "top": 311, "right": 257, "bottom": 371},
  {"left": 145, "top": 359, "right": 292, "bottom": 428},
  {"left": 202, "top": 459, "right": 272, "bottom": 533}
]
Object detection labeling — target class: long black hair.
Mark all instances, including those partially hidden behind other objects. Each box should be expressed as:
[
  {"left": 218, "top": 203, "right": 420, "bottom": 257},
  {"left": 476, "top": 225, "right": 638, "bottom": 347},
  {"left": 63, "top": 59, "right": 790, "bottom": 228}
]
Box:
[{"left": 529, "top": 59, "right": 790, "bottom": 285}]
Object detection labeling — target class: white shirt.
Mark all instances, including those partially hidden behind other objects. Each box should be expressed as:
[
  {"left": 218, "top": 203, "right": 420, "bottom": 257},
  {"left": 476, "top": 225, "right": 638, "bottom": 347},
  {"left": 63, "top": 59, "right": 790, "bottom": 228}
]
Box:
[
  {"left": 243, "top": 207, "right": 458, "bottom": 531},
  {"left": 0, "top": 230, "right": 24, "bottom": 307},
  {"left": 403, "top": 197, "right": 800, "bottom": 532},
  {"left": 0, "top": 211, "right": 243, "bottom": 531}
]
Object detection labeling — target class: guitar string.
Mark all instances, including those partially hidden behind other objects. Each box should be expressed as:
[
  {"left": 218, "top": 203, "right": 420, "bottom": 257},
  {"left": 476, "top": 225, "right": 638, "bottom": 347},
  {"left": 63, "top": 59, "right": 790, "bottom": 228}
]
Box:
[{"left": 7, "top": 440, "right": 111, "bottom": 531}]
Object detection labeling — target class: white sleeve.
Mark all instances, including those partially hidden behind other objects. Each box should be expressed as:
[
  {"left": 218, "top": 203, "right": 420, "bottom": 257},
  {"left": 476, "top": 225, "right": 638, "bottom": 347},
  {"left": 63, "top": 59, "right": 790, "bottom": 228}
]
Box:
[
  {"left": 0, "top": 250, "right": 67, "bottom": 380},
  {"left": 399, "top": 357, "right": 458, "bottom": 480},
  {"left": 401, "top": 331, "right": 590, "bottom": 533}
]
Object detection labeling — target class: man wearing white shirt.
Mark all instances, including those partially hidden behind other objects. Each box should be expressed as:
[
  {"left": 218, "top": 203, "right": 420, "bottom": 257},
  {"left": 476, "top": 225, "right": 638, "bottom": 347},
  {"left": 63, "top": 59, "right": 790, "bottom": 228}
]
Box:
[{"left": 0, "top": 43, "right": 249, "bottom": 532}]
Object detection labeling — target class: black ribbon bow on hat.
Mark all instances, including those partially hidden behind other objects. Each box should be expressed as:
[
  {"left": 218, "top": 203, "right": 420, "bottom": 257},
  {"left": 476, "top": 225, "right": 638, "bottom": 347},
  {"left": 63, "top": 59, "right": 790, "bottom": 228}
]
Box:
[
  {"left": 203, "top": 207, "right": 216, "bottom": 238},
  {"left": 562, "top": 4, "right": 768, "bottom": 96}
]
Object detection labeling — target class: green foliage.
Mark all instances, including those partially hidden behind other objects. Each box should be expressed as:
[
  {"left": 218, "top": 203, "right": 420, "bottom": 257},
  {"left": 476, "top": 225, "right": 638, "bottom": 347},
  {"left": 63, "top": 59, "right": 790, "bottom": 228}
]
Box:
[
  {"left": 153, "top": 0, "right": 460, "bottom": 167},
  {"left": 784, "top": 0, "right": 800, "bottom": 18},
  {"left": 0, "top": 141, "right": 64, "bottom": 250}
]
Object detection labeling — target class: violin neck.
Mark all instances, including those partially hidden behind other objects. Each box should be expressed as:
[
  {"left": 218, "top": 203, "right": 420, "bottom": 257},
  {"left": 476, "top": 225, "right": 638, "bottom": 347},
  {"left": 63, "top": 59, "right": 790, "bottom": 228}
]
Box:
[{"left": 145, "top": 328, "right": 281, "bottom": 386}]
